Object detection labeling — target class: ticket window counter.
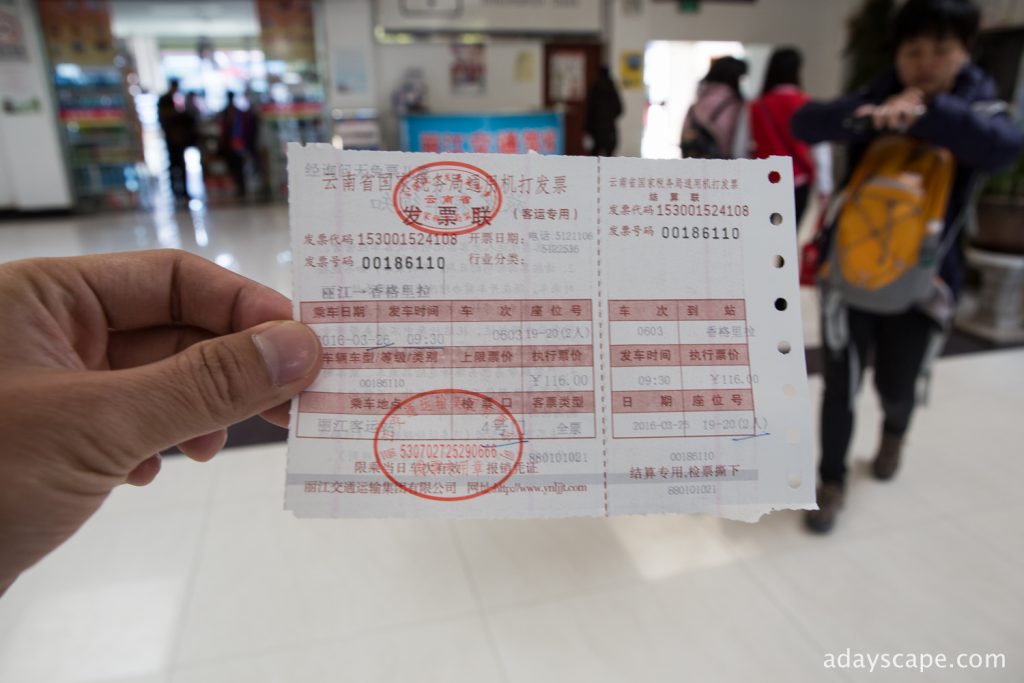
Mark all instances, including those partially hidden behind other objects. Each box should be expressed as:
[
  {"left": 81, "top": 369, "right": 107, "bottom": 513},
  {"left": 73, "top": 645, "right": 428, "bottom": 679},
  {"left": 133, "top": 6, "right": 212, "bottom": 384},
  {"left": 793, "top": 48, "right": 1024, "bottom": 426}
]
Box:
[{"left": 399, "top": 112, "right": 564, "bottom": 155}]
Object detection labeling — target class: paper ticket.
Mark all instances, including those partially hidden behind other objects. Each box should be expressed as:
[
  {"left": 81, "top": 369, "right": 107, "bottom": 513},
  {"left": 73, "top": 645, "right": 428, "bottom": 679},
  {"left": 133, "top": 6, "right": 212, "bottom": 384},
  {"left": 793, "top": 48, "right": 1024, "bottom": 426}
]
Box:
[{"left": 286, "top": 145, "right": 815, "bottom": 521}]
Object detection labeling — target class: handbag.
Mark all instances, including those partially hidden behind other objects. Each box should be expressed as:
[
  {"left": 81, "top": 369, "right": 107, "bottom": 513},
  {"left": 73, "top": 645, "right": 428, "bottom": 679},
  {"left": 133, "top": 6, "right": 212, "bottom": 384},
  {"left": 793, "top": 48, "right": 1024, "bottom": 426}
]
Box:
[{"left": 800, "top": 194, "right": 830, "bottom": 287}]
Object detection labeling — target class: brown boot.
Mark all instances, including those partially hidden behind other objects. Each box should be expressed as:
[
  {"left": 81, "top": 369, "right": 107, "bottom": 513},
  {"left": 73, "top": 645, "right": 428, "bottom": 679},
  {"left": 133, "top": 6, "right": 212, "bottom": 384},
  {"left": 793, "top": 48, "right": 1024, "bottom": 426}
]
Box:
[
  {"left": 804, "top": 483, "right": 845, "bottom": 534},
  {"left": 872, "top": 431, "right": 904, "bottom": 481}
]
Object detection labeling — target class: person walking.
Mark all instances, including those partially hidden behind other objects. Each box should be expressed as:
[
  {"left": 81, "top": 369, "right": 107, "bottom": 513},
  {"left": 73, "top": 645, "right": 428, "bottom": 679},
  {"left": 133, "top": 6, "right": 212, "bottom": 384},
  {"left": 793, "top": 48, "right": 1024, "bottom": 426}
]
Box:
[
  {"left": 749, "top": 47, "right": 822, "bottom": 224},
  {"left": 586, "top": 66, "right": 624, "bottom": 157},
  {"left": 793, "top": 0, "right": 1023, "bottom": 534},
  {"left": 219, "top": 92, "right": 248, "bottom": 199},
  {"left": 157, "top": 79, "right": 191, "bottom": 200},
  {"left": 680, "top": 56, "right": 748, "bottom": 159}
]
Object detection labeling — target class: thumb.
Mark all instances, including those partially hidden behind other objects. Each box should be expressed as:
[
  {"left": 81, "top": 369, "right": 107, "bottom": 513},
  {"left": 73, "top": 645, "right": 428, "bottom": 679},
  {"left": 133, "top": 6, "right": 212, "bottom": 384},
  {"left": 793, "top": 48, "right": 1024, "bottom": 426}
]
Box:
[{"left": 109, "top": 320, "right": 321, "bottom": 462}]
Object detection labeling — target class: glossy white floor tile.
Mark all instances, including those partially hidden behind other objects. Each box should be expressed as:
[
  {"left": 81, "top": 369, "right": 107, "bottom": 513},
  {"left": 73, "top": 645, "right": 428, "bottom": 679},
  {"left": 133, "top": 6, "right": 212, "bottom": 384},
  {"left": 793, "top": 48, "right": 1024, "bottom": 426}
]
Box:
[
  {"left": 2, "top": 348, "right": 1021, "bottom": 682},
  {"left": 0, "top": 506, "right": 205, "bottom": 683},
  {"left": 1, "top": 206, "right": 1022, "bottom": 681},
  {"left": 745, "top": 521, "right": 1024, "bottom": 682},
  {"left": 173, "top": 502, "right": 479, "bottom": 665},
  {"left": 449, "top": 513, "right": 744, "bottom": 612},
  {"left": 169, "top": 615, "right": 504, "bottom": 683},
  {"left": 486, "top": 564, "right": 847, "bottom": 683},
  {"left": 0, "top": 203, "right": 295, "bottom": 297}
]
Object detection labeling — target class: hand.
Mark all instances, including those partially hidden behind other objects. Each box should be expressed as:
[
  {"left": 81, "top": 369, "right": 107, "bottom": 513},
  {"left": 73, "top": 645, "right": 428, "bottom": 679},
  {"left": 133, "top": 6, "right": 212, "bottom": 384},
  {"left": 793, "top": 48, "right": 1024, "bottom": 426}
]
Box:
[
  {"left": 854, "top": 88, "right": 926, "bottom": 132},
  {"left": 0, "top": 250, "right": 322, "bottom": 595}
]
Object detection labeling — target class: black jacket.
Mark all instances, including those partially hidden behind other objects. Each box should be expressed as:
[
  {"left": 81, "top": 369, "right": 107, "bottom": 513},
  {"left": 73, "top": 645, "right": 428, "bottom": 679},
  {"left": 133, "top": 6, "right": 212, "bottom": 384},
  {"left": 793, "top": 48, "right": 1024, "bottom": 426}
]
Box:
[
  {"left": 792, "top": 64, "right": 1023, "bottom": 297},
  {"left": 586, "top": 76, "right": 624, "bottom": 143}
]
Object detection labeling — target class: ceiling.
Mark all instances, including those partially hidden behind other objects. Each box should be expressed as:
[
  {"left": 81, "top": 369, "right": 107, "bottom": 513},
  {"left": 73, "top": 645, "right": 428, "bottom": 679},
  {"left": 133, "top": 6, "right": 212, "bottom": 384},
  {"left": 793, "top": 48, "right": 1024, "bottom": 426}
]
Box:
[{"left": 110, "top": 1, "right": 260, "bottom": 37}]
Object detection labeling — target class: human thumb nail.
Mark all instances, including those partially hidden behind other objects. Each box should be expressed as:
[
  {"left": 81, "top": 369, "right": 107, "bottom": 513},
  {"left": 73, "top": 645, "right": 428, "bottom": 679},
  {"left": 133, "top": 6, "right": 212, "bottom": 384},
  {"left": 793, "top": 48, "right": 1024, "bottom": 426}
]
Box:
[{"left": 252, "top": 321, "right": 321, "bottom": 387}]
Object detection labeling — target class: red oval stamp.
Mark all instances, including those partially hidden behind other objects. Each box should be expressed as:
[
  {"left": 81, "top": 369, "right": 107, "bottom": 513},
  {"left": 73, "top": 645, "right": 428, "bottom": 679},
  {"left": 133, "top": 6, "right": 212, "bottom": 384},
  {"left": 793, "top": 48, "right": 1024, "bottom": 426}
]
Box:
[
  {"left": 392, "top": 161, "right": 502, "bottom": 236},
  {"left": 373, "top": 388, "right": 524, "bottom": 501}
]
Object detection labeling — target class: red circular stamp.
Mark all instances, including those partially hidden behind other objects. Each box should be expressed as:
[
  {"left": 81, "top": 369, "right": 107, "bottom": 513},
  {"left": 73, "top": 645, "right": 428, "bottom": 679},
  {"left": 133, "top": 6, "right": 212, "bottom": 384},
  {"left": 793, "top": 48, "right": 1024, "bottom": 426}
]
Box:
[
  {"left": 373, "top": 388, "right": 524, "bottom": 502},
  {"left": 392, "top": 161, "right": 502, "bottom": 236}
]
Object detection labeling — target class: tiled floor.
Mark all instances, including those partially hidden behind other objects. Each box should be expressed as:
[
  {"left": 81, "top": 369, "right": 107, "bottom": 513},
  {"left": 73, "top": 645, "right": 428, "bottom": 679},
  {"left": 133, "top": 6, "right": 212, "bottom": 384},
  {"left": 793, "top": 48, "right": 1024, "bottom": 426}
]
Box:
[{"left": 1, "top": 204, "right": 1022, "bottom": 681}]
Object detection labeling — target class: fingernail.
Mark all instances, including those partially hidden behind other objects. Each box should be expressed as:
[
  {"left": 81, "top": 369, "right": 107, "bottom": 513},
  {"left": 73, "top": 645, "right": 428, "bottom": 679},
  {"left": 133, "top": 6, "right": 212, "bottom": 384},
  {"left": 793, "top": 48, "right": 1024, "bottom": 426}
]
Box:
[{"left": 253, "top": 321, "right": 320, "bottom": 387}]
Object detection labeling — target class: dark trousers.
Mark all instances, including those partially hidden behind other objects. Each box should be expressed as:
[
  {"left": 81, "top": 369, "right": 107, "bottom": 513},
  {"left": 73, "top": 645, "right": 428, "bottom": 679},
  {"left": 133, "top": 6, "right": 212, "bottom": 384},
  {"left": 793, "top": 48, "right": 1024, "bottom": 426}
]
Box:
[
  {"left": 591, "top": 132, "right": 617, "bottom": 157},
  {"left": 819, "top": 307, "right": 937, "bottom": 486},
  {"left": 225, "top": 151, "right": 246, "bottom": 197},
  {"left": 167, "top": 144, "right": 188, "bottom": 199},
  {"left": 794, "top": 183, "right": 810, "bottom": 226}
]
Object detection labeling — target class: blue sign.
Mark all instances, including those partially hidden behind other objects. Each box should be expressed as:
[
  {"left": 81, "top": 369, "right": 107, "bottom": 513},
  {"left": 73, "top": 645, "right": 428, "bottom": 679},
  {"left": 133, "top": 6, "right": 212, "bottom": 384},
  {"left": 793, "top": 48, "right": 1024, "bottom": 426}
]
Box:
[{"left": 400, "top": 111, "right": 564, "bottom": 155}]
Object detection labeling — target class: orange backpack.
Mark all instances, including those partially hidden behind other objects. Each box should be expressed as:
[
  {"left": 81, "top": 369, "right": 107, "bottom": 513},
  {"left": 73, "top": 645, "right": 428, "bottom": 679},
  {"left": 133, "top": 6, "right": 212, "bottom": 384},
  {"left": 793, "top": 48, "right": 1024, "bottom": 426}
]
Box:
[{"left": 827, "top": 135, "right": 955, "bottom": 313}]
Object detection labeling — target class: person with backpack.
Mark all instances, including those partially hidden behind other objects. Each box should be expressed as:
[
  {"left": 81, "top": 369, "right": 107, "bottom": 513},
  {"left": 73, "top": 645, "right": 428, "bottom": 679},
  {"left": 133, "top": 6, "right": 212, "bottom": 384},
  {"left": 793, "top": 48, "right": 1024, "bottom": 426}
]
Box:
[
  {"left": 749, "top": 47, "right": 833, "bottom": 225},
  {"left": 793, "top": 0, "right": 1022, "bottom": 534},
  {"left": 681, "top": 56, "right": 748, "bottom": 159}
]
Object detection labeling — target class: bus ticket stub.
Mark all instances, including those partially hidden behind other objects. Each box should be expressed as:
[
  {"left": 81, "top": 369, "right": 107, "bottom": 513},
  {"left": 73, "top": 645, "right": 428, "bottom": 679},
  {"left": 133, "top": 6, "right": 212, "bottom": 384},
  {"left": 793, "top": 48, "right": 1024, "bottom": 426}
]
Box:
[{"left": 286, "top": 145, "right": 815, "bottom": 521}]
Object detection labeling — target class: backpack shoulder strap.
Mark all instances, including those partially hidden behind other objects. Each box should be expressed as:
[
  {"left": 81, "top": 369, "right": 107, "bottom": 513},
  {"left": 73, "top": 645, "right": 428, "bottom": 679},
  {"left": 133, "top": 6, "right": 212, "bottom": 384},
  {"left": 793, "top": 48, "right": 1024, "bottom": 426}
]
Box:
[
  {"left": 923, "top": 100, "right": 1011, "bottom": 265},
  {"left": 934, "top": 171, "right": 983, "bottom": 263},
  {"left": 706, "top": 96, "right": 736, "bottom": 125}
]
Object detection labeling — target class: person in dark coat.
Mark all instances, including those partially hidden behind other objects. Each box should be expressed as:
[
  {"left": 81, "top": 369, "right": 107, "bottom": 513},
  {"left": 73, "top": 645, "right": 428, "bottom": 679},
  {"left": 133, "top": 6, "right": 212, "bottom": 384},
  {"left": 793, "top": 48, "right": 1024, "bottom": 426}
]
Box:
[
  {"left": 793, "top": 0, "right": 1023, "bottom": 534},
  {"left": 157, "top": 79, "right": 191, "bottom": 200},
  {"left": 586, "top": 66, "right": 624, "bottom": 157},
  {"left": 219, "top": 92, "right": 248, "bottom": 198}
]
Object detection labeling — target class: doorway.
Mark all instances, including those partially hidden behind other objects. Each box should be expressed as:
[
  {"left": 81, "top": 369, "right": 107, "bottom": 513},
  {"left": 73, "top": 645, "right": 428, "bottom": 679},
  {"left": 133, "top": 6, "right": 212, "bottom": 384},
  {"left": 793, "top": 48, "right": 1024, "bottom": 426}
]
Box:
[
  {"left": 543, "top": 43, "right": 603, "bottom": 156},
  {"left": 641, "top": 40, "right": 772, "bottom": 159}
]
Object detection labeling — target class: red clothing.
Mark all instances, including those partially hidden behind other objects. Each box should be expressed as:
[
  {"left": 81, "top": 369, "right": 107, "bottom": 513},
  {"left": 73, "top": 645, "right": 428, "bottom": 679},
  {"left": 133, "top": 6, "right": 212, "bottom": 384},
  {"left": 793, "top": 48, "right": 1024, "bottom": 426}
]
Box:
[{"left": 750, "top": 85, "right": 814, "bottom": 187}]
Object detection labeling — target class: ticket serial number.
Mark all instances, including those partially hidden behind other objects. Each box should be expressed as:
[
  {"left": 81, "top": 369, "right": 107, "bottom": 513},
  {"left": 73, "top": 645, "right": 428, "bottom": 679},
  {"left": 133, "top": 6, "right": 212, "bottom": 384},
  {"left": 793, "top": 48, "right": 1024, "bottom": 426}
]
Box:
[
  {"left": 668, "top": 484, "right": 718, "bottom": 495},
  {"left": 399, "top": 444, "right": 498, "bottom": 459},
  {"left": 655, "top": 203, "right": 750, "bottom": 217},
  {"left": 661, "top": 226, "right": 741, "bottom": 240},
  {"left": 356, "top": 233, "right": 458, "bottom": 246},
  {"left": 361, "top": 256, "right": 446, "bottom": 271}
]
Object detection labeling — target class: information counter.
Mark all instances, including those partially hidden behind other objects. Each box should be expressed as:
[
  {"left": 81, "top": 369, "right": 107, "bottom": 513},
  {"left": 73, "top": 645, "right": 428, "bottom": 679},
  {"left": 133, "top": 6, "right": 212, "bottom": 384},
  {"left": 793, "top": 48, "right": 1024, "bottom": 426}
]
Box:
[{"left": 400, "top": 111, "right": 563, "bottom": 154}]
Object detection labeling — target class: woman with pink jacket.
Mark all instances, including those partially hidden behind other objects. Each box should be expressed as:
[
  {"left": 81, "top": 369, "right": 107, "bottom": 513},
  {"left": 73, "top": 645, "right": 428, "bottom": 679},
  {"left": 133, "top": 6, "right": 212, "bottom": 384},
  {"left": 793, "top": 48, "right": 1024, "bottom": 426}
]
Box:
[{"left": 680, "top": 56, "right": 748, "bottom": 160}]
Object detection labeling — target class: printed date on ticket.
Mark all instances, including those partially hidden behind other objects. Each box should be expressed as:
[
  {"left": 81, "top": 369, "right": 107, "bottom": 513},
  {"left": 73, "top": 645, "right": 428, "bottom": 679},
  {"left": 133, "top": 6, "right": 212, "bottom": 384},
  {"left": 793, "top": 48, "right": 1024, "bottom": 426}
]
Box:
[{"left": 286, "top": 146, "right": 814, "bottom": 521}]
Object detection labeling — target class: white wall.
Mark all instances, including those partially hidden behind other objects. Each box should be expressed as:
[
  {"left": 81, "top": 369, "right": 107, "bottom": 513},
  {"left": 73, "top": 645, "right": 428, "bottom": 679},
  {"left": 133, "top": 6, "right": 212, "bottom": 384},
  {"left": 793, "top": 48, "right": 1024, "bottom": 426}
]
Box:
[
  {"left": 0, "top": 110, "right": 12, "bottom": 207},
  {"left": 322, "top": 0, "right": 863, "bottom": 156},
  {"left": 977, "top": 0, "right": 1024, "bottom": 29},
  {"left": 375, "top": 0, "right": 602, "bottom": 33},
  {"left": 373, "top": 40, "right": 543, "bottom": 146},
  {"left": 375, "top": 41, "right": 543, "bottom": 115},
  {"left": 610, "top": 0, "right": 861, "bottom": 157},
  {"left": 0, "top": 0, "right": 72, "bottom": 210},
  {"left": 110, "top": 0, "right": 259, "bottom": 38},
  {"left": 323, "top": 0, "right": 544, "bottom": 149},
  {"left": 323, "top": 0, "right": 378, "bottom": 111}
]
